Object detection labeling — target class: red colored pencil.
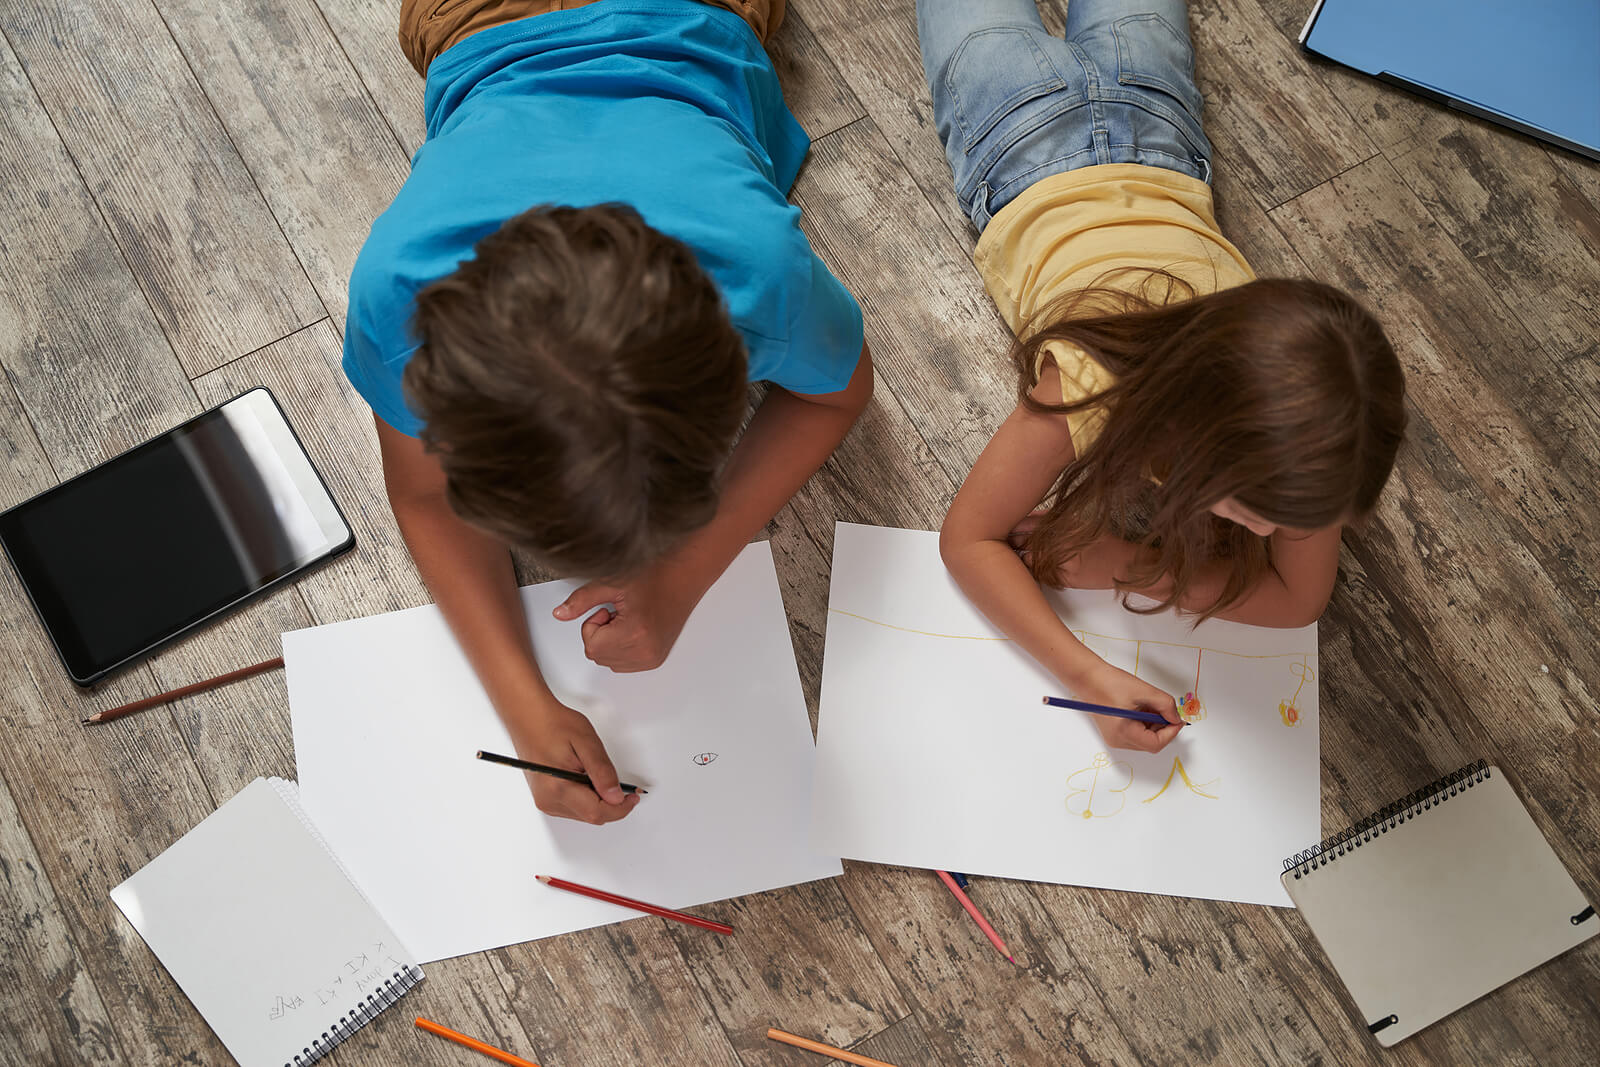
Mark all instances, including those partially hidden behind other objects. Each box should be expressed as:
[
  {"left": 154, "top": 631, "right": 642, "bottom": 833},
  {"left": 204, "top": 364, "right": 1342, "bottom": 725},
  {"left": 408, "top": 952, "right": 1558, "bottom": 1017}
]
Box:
[
  {"left": 535, "top": 875, "right": 733, "bottom": 935},
  {"left": 935, "top": 870, "right": 1016, "bottom": 964}
]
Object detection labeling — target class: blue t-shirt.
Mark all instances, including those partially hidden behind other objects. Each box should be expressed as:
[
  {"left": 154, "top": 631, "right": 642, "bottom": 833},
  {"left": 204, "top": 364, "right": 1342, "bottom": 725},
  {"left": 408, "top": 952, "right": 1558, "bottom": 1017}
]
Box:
[{"left": 343, "top": 0, "right": 864, "bottom": 436}]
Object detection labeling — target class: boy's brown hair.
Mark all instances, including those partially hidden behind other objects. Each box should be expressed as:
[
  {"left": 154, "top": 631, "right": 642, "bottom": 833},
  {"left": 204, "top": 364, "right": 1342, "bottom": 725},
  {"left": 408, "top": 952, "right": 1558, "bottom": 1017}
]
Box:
[
  {"left": 404, "top": 203, "right": 748, "bottom": 577},
  {"left": 1015, "top": 273, "right": 1406, "bottom": 621}
]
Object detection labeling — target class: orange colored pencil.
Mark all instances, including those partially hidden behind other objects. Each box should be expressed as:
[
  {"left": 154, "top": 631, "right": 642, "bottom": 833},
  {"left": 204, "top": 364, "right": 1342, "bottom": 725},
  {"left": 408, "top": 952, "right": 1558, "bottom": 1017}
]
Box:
[
  {"left": 766, "top": 1027, "right": 901, "bottom": 1067},
  {"left": 536, "top": 875, "right": 733, "bottom": 935},
  {"left": 416, "top": 1017, "right": 540, "bottom": 1067},
  {"left": 935, "top": 869, "right": 1016, "bottom": 964},
  {"left": 81, "top": 656, "right": 284, "bottom": 725}
]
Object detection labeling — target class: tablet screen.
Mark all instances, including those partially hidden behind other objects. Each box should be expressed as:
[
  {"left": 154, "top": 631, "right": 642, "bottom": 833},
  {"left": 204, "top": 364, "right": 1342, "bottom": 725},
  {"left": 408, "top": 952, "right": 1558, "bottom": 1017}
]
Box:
[{"left": 0, "top": 389, "right": 352, "bottom": 684}]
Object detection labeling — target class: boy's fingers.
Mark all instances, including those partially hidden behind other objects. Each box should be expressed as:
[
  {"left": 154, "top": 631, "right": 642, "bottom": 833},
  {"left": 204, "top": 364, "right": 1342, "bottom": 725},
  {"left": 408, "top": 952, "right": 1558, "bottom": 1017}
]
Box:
[
  {"left": 580, "top": 607, "right": 614, "bottom": 645},
  {"left": 554, "top": 582, "right": 615, "bottom": 621},
  {"left": 572, "top": 735, "right": 625, "bottom": 805},
  {"left": 536, "top": 780, "right": 635, "bottom": 824},
  {"left": 588, "top": 793, "right": 640, "bottom": 824},
  {"left": 533, "top": 779, "right": 598, "bottom": 820}
]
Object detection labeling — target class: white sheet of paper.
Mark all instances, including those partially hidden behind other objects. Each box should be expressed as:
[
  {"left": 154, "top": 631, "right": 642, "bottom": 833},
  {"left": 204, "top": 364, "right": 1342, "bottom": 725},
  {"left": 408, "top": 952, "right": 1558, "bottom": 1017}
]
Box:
[
  {"left": 812, "top": 523, "right": 1320, "bottom": 907},
  {"left": 286, "top": 541, "right": 840, "bottom": 962}
]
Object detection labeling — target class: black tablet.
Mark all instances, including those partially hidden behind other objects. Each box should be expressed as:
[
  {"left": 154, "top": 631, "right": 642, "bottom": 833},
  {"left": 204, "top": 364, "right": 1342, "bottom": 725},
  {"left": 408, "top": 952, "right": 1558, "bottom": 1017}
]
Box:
[{"left": 0, "top": 388, "right": 354, "bottom": 685}]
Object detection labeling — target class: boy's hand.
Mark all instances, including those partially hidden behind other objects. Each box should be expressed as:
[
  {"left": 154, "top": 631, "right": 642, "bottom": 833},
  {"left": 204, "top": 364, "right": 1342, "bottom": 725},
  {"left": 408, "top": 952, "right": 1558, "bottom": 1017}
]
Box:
[
  {"left": 553, "top": 568, "right": 697, "bottom": 673},
  {"left": 510, "top": 701, "right": 640, "bottom": 825},
  {"left": 1068, "top": 663, "right": 1184, "bottom": 754}
]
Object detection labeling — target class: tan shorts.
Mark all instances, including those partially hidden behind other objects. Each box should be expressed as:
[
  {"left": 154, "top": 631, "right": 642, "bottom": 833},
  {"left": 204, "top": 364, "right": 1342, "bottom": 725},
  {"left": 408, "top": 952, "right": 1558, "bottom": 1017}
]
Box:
[{"left": 399, "top": 0, "right": 786, "bottom": 76}]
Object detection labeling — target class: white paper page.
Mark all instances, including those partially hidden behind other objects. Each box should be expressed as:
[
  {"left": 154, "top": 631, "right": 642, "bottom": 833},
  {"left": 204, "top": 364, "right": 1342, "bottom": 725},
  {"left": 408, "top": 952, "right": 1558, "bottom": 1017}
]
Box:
[
  {"left": 286, "top": 541, "right": 840, "bottom": 963},
  {"left": 110, "top": 778, "right": 420, "bottom": 1067},
  {"left": 812, "top": 524, "right": 1320, "bottom": 907}
]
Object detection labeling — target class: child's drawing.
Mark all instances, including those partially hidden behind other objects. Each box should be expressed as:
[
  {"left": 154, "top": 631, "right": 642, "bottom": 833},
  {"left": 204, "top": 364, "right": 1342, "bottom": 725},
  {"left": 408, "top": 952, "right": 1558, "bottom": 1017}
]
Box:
[
  {"left": 692, "top": 752, "right": 718, "bottom": 765},
  {"left": 1178, "top": 690, "right": 1205, "bottom": 722},
  {"left": 1141, "top": 756, "right": 1219, "bottom": 803},
  {"left": 814, "top": 525, "right": 1321, "bottom": 908},
  {"left": 1277, "top": 660, "right": 1313, "bottom": 727},
  {"left": 1065, "top": 753, "right": 1133, "bottom": 819}
]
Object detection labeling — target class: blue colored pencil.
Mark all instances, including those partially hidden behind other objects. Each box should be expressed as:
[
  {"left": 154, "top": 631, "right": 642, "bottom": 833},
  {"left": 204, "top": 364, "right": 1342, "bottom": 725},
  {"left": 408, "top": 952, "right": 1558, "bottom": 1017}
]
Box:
[{"left": 1040, "top": 695, "right": 1181, "bottom": 726}]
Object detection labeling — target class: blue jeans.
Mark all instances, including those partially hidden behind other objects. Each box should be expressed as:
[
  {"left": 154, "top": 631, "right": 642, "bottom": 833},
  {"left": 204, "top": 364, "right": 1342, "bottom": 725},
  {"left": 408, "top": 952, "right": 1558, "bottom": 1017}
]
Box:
[{"left": 918, "top": 0, "right": 1214, "bottom": 231}]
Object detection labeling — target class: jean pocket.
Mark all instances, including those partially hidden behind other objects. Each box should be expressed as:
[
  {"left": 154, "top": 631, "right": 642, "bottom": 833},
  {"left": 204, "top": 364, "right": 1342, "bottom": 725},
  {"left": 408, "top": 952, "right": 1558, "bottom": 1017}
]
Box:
[
  {"left": 1112, "top": 13, "right": 1205, "bottom": 125},
  {"left": 944, "top": 27, "right": 1069, "bottom": 152}
]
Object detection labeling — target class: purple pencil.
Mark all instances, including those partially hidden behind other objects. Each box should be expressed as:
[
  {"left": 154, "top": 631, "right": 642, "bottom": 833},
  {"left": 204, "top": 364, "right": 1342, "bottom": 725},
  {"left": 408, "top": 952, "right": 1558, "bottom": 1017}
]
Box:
[{"left": 1041, "top": 695, "right": 1183, "bottom": 726}]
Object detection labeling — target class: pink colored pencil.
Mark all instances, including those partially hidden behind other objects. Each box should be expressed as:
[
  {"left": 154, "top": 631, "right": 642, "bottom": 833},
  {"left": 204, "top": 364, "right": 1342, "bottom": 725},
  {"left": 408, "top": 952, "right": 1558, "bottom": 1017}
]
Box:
[{"left": 935, "top": 870, "right": 1016, "bottom": 964}]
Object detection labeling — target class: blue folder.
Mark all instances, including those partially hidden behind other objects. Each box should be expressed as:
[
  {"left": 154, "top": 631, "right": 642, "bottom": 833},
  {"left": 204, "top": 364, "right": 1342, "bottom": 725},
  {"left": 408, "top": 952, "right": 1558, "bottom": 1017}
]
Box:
[{"left": 1300, "top": 0, "right": 1600, "bottom": 161}]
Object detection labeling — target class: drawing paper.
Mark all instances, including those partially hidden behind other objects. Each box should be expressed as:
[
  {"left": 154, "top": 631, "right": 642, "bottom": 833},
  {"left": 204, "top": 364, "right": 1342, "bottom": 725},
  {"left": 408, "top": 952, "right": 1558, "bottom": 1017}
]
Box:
[
  {"left": 286, "top": 542, "right": 840, "bottom": 963},
  {"left": 812, "top": 523, "right": 1320, "bottom": 907}
]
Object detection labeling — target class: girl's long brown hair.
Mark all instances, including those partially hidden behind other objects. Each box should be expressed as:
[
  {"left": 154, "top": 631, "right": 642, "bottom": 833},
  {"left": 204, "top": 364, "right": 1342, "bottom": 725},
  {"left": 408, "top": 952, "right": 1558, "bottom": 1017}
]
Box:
[{"left": 1016, "top": 272, "right": 1405, "bottom": 620}]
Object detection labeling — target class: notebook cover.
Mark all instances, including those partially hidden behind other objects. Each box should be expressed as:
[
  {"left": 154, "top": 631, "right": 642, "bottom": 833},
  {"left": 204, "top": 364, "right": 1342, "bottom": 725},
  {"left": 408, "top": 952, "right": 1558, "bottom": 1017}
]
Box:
[
  {"left": 111, "top": 778, "right": 422, "bottom": 1067},
  {"left": 1282, "top": 767, "right": 1596, "bottom": 1045}
]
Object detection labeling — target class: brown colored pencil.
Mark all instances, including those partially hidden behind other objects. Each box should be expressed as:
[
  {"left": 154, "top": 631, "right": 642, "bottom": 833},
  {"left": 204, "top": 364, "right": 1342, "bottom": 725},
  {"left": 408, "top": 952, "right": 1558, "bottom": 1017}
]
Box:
[
  {"left": 535, "top": 874, "right": 733, "bottom": 935},
  {"left": 766, "top": 1028, "right": 902, "bottom": 1067},
  {"left": 81, "top": 656, "right": 284, "bottom": 725}
]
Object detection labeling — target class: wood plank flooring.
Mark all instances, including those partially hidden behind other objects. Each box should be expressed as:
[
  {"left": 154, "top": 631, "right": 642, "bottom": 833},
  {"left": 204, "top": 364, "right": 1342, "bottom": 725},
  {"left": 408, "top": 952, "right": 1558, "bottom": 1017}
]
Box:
[{"left": 3, "top": 2, "right": 1598, "bottom": 1064}]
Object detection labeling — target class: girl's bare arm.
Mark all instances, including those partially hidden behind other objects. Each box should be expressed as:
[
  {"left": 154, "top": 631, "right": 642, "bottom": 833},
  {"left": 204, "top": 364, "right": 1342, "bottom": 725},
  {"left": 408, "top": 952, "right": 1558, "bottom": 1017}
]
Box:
[{"left": 940, "top": 366, "right": 1182, "bottom": 753}]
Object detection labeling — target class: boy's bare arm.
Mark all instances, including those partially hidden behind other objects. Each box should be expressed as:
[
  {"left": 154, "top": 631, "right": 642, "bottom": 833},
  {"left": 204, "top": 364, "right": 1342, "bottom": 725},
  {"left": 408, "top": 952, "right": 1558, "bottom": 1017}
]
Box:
[
  {"left": 374, "top": 417, "right": 639, "bottom": 825},
  {"left": 554, "top": 345, "right": 875, "bottom": 671}
]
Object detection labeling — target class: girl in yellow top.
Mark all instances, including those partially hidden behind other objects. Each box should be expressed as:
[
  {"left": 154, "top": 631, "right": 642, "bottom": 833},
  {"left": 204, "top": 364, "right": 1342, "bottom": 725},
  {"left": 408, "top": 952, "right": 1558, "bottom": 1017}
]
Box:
[{"left": 922, "top": 0, "right": 1406, "bottom": 754}]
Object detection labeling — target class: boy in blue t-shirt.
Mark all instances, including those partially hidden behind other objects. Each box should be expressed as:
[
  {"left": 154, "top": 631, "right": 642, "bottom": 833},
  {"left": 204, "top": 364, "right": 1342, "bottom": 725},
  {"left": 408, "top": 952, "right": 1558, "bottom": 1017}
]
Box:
[{"left": 346, "top": 0, "right": 870, "bottom": 827}]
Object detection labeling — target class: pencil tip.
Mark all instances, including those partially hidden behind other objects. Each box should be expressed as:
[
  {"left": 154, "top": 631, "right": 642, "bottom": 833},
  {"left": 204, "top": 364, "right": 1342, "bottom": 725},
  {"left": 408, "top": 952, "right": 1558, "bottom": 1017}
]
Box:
[
  {"left": 535, "top": 874, "right": 550, "bottom": 884},
  {"left": 474, "top": 750, "right": 485, "bottom": 758},
  {"left": 80, "top": 717, "right": 93, "bottom": 725},
  {"left": 637, "top": 788, "right": 649, "bottom": 795}
]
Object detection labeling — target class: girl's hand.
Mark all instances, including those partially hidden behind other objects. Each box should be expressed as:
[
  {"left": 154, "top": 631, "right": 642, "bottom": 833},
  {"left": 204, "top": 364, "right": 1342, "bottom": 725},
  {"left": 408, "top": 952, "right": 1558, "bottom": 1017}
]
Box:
[{"left": 1068, "top": 663, "right": 1184, "bottom": 754}]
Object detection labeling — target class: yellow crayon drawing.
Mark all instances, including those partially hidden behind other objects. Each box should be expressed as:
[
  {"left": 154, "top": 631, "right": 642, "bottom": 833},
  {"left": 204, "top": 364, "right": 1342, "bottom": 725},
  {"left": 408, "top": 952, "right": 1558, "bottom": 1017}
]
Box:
[
  {"left": 826, "top": 609, "right": 1010, "bottom": 642},
  {"left": 830, "top": 609, "right": 1314, "bottom": 731},
  {"left": 830, "top": 608, "right": 1312, "bottom": 664},
  {"left": 1141, "top": 756, "right": 1220, "bottom": 803},
  {"left": 1065, "top": 753, "right": 1133, "bottom": 819},
  {"left": 1278, "top": 659, "right": 1313, "bottom": 727}
]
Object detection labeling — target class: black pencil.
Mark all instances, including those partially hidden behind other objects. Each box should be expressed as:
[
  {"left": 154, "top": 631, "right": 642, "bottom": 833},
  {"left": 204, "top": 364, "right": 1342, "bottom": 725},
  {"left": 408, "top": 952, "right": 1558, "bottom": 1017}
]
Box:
[{"left": 475, "top": 749, "right": 647, "bottom": 794}]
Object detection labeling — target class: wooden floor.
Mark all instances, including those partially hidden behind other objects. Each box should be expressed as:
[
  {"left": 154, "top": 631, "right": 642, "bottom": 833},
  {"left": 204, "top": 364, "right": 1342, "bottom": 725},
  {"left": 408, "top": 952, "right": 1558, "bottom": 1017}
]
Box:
[{"left": 2, "top": 1, "right": 1597, "bottom": 1064}]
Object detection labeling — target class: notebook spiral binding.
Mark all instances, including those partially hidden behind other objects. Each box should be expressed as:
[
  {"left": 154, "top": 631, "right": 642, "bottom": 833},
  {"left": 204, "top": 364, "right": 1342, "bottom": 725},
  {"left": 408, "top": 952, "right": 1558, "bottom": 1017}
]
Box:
[
  {"left": 1282, "top": 760, "right": 1490, "bottom": 878},
  {"left": 287, "top": 964, "right": 425, "bottom": 1067}
]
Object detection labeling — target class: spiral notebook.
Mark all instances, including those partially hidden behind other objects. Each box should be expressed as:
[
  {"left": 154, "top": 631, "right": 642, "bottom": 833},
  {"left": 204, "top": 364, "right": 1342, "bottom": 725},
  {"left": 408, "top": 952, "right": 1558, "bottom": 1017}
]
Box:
[
  {"left": 1281, "top": 762, "right": 1596, "bottom": 1045},
  {"left": 111, "top": 777, "right": 424, "bottom": 1067}
]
